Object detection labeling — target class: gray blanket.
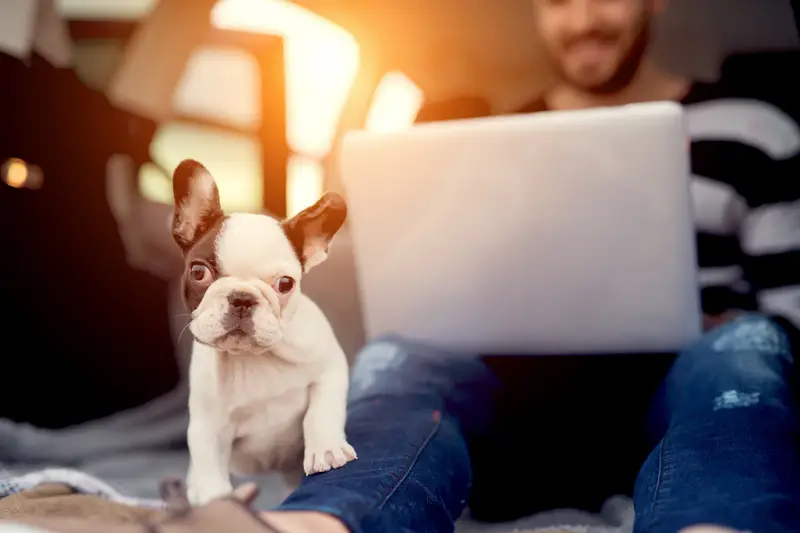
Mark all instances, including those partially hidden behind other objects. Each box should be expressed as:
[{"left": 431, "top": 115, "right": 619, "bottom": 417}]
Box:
[{"left": 0, "top": 383, "right": 632, "bottom": 533}]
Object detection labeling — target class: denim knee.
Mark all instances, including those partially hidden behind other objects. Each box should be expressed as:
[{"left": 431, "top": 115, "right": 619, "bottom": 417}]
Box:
[
  {"left": 636, "top": 316, "right": 800, "bottom": 533},
  {"left": 348, "top": 336, "right": 499, "bottom": 433},
  {"left": 667, "top": 314, "right": 795, "bottom": 404},
  {"left": 348, "top": 336, "right": 483, "bottom": 401}
]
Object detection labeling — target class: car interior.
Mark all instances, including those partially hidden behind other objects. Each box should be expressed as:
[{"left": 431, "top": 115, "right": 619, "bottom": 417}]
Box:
[{"left": 1, "top": 0, "right": 799, "bottom": 531}]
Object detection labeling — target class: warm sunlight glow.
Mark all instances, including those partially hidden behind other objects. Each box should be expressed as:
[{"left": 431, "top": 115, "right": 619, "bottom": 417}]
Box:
[
  {"left": 365, "top": 72, "right": 424, "bottom": 132},
  {"left": 56, "top": 0, "right": 158, "bottom": 20},
  {"left": 212, "top": 0, "right": 360, "bottom": 157},
  {"left": 3, "top": 158, "right": 28, "bottom": 188},
  {"left": 138, "top": 162, "right": 172, "bottom": 205},
  {"left": 173, "top": 48, "right": 261, "bottom": 131},
  {"left": 151, "top": 122, "right": 263, "bottom": 213},
  {"left": 286, "top": 155, "right": 324, "bottom": 217},
  {"left": 212, "top": 0, "right": 360, "bottom": 216}
]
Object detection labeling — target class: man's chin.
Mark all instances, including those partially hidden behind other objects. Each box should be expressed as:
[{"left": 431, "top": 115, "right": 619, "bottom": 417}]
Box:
[{"left": 562, "top": 68, "right": 618, "bottom": 94}]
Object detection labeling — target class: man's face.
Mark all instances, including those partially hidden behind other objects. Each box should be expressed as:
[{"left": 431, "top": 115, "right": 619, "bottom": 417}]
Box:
[{"left": 533, "top": 0, "right": 661, "bottom": 94}]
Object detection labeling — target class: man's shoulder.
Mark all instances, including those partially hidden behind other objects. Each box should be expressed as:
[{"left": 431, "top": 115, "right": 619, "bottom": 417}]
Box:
[
  {"left": 680, "top": 81, "right": 732, "bottom": 105},
  {"left": 682, "top": 77, "right": 800, "bottom": 127}
]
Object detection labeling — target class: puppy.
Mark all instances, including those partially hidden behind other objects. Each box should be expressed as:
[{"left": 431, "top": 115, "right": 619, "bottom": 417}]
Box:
[{"left": 170, "top": 159, "right": 357, "bottom": 506}]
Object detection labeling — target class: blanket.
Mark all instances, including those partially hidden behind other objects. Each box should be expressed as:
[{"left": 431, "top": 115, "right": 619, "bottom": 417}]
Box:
[
  {"left": 0, "top": 383, "right": 634, "bottom": 533},
  {"left": 0, "top": 480, "right": 166, "bottom": 523}
]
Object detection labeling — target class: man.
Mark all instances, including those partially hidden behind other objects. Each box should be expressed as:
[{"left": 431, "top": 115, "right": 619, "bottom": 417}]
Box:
[{"left": 257, "top": 0, "right": 800, "bottom": 532}]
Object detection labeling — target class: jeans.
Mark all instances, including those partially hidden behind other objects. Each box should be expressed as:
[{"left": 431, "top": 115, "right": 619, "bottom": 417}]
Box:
[{"left": 276, "top": 314, "right": 800, "bottom": 533}]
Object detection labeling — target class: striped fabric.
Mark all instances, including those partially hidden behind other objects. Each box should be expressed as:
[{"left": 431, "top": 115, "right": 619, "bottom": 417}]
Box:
[{"left": 685, "top": 96, "right": 800, "bottom": 326}]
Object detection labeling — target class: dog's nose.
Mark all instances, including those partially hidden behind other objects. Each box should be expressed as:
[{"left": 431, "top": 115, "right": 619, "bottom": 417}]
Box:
[{"left": 228, "top": 291, "right": 258, "bottom": 317}]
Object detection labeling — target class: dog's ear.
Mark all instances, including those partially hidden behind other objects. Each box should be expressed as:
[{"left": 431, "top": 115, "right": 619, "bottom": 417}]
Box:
[
  {"left": 171, "top": 159, "right": 223, "bottom": 252},
  {"left": 282, "top": 192, "right": 347, "bottom": 272}
]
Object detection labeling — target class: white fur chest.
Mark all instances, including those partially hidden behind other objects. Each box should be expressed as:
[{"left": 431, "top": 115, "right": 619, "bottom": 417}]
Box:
[{"left": 189, "top": 343, "right": 319, "bottom": 475}]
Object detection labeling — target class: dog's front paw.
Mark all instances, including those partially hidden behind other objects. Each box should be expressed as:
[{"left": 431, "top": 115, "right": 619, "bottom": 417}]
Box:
[
  {"left": 303, "top": 440, "right": 357, "bottom": 475},
  {"left": 186, "top": 480, "right": 234, "bottom": 506}
]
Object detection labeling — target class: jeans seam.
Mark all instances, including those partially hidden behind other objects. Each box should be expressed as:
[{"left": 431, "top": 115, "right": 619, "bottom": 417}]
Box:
[
  {"left": 644, "top": 436, "right": 667, "bottom": 532},
  {"left": 376, "top": 413, "right": 443, "bottom": 511}
]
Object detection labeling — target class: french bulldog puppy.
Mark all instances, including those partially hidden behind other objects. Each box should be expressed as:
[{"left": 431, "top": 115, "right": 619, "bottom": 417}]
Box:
[{"left": 171, "top": 159, "right": 356, "bottom": 506}]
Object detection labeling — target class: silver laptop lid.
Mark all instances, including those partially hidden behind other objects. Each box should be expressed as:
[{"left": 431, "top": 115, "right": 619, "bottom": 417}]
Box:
[{"left": 341, "top": 102, "right": 702, "bottom": 355}]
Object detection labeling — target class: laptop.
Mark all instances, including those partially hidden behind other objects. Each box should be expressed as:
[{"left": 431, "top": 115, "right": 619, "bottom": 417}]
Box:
[{"left": 339, "top": 101, "right": 702, "bottom": 355}]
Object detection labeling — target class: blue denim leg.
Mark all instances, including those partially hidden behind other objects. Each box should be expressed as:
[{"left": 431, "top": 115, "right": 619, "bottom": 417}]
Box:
[
  {"left": 634, "top": 314, "right": 800, "bottom": 533},
  {"left": 276, "top": 336, "right": 502, "bottom": 533}
]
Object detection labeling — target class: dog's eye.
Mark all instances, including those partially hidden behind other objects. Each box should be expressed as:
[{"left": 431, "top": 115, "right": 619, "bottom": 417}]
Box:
[
  {"left": 273, "top": 276, "right": 295, "bottom": 295},
  {"left": 189, "top": 263, "right": 213, "bottom": 285}
]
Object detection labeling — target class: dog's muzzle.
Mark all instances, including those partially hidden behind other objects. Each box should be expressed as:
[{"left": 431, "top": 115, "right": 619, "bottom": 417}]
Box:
[
  {"left": 227, "top": 291, "right": 258, "bottom": 318},
  {"left": 221, "top": 290, "right": 260, "bottom": 335}
]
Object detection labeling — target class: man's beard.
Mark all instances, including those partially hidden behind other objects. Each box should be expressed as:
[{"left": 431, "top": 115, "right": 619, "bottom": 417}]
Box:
[{"left": 552, "top": 19, "right": 652, "bottom": 95}]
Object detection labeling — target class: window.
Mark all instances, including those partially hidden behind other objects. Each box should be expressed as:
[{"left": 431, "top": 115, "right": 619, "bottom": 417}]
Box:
[
  {"left": 212, "top": 0, "right": 360, "bottom": 215},
  {"left": 139, "top": 46, "right": 265, "bottom": 213},
  {"left": 365, "top": 71, "right": 424, "bottom": 132},
  {"left": 57, "top": 0, "right": 157, "bottom": 20},
  {"left": 66, "top": 0, "right": 361, "bottom": 218},
  {"left": 173, "top": 47, "right": 261, "bottom": 131},
  {"left": 286, "top": 154, "right": 325, "bottom": 218},
  {"left": 141, "top": 120, "right": 263, "bottom": 213}
]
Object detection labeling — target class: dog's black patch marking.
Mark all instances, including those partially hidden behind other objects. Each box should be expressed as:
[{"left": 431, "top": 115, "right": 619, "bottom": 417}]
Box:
[
  {"left": 282, "top": 222, "right": 307, "bottom": 268},
  {"left": 282, "top": 192, "right": 347, "bottom": 268},
  {"left": 181, "top": 216, "right": 227, "bottom": 313},
  {"left": 172, "top": 159, "right": 224, "bottom": 252}
]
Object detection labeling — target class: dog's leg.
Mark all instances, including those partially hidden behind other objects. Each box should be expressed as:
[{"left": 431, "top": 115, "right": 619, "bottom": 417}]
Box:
[
  {"left": 302, "top": 364, "right": 358, "bottom": 475},
  {"left": 186, "top": 417, "right": 235, "bottom": 505}
]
